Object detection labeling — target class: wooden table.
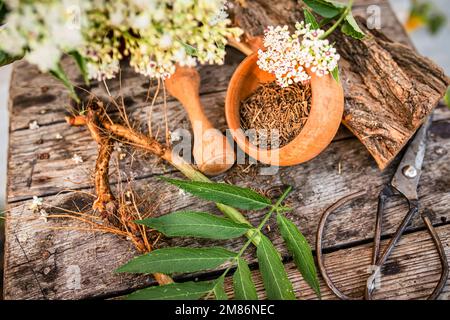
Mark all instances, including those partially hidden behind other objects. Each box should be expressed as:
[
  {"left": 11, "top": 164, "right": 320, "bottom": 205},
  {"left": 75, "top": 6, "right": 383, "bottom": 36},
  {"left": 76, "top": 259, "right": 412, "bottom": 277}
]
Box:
[{"left": 3, "top": 0, "right": 450, "bottom": 300}]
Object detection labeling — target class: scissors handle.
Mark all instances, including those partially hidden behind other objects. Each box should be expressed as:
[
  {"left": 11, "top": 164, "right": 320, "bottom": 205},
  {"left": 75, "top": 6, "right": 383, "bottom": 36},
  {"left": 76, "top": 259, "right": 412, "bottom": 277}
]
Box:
[
  {"left": 366, "top": 204, "right": 449, "bottom": 300},
  {"left": 316, "top": 190, "right": 367, "bottom": 300},
  {"left": 317, "top": 188, "right": 448, "bottom": 300},
  {"left": 365, "top": 186, "right": 419, "bottom": 299},
  {"left": 371, "top": 185, "right": 395, "bottom": 266},
  {"left": 423, "top": 213, "right": 449, "bottom": 300}
]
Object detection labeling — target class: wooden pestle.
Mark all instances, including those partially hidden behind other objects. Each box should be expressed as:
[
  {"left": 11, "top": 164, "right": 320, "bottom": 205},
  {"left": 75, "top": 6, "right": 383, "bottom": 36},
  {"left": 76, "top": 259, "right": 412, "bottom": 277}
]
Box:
[{"left": 165, "top": 66, "right": 235, "bottom": 176}]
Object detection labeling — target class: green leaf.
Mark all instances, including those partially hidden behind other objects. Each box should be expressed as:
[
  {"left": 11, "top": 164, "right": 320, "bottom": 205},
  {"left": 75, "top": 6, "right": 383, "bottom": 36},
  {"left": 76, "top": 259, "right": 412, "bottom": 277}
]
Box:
[
  {"left": 126, "top": 281, "right": 215, "bottom": 300},
  {"left": 427, "top": 13, "right": 446, "bottom": 35},
  {"left": 304, "top": 9, "right": 319, "bottom": 29},
  {"left": 0, "top": 0, "right": 8, "bottom": 24},
  {"left": 233, "top": 258, "right": 258, "bottom": 300},
  {"left": 256, "top": 235, "right": 296, "bottom": 300},
  {"left": 213, "top": 276, "right": 228, "bottom": 300},
  {"left": 116, "top": 247, "right": 237, "bottom": 274},
  {"left": 318, "top": 16, "right": 335, "bottom": 28},
  {"left": 277, "top": 214, "right": 321, "bottom": 298},
  {"left": 331, "top": 66, "right": 340, "bottom": 83},
  {"left": 303, "top": 0, "right": 344, "bottom": 18},
  {"left": 341, "top": 14, "right": 365, "bottom": 40},
  {"left": 136, "top": 211, "right": 251, "bottom": 240},
  {"left": 162, "top": 178, "right": 272, "bottom": 210},
  {"left": 179, "top": 41, "right": 198, "bottom": 57},
  {"left": 444, "top": 86, "right": 450, "bottom": 109},
  {"left": 50, "top": 63, "right": 80, "bottom": 103},
  {"left": 409, "top": 1, "right": 447, "bottom": 35},
  {"left": 0, "top": 50, "right": 22, "bottom": 67},
  {"left": 69, "top": 51, "right": 89, "bottom": 85}
]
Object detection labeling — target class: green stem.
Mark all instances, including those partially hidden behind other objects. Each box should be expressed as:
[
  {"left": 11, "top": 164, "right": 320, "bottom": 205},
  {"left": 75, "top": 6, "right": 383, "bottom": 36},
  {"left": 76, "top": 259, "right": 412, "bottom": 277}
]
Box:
[
  {"left": 233, "top": 185, "right": 292, "bottom": 260},
  {"left": 254, "top": 186, "right": 292, "bottom": 232},
  {"left": 205, "top": 186, "right": 293, "bottom": 299},
  {"left": 172, "top": 159, "right": 260, "bottom": 245},
  {"left": 50, "top": 62, "right": 80, "bottom": 104},
  {"left": 320, "top": 0, "right": 354, "bottom": 39}
]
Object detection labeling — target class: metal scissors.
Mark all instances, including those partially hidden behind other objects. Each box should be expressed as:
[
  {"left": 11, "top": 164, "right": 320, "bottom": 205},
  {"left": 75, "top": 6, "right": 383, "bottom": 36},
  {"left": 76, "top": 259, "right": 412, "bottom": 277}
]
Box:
[{"left": 316, "top": 116, "right": 449, "bottom": 300}]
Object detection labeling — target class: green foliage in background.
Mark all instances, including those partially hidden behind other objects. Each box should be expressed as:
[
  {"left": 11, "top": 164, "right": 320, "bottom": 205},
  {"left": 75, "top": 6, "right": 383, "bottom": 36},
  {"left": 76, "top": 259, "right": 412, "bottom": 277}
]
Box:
[
  {"left": 445, "top": 86, "right": 450, "bottom": 109},
  {"left": 407, "top": 0, "right": 447, "bottom": 34}
]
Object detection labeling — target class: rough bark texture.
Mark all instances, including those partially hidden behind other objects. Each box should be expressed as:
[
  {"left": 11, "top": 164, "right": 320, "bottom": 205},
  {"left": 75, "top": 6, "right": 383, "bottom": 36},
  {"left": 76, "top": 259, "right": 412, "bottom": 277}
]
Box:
[{"left": 230, "top": 0, "right": 450, "bottom": 169}]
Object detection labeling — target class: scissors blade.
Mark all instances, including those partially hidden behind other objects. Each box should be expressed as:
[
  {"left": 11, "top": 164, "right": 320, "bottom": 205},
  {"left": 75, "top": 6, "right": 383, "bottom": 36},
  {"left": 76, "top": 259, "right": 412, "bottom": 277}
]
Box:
[{"left": 391, "top": 116, "right": 432, "bottom": 201}]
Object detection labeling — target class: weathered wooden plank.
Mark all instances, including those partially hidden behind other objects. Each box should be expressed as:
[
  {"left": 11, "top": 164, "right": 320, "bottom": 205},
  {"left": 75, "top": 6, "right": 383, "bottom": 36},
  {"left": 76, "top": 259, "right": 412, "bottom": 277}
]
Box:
[
  {"left": 223, "top": 224, "right": 450, "bottom": 300},
  {"left": 7, "top": 103, "right": 449, "bottom": 204},
  {"left": 7, "top": 93, "right": 450, "bottom": 204},
  {"left": 6, "top": 91, "right": 228, "bottom": 202},
  {"left": 3, "top": 118, "right": 450, "bottom": 299},
  {"left": 6, "top": 102, "right": 364, "bottom": 204}
]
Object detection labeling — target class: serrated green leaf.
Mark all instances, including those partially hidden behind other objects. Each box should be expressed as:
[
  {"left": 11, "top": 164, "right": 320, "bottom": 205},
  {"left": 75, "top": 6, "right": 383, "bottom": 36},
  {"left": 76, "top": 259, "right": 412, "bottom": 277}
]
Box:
[
  {"left": 162, "top": 178, "right": 272, "bottom": 210},
  {"left": 213, "top": 276, "right": 228, "bottom": 300},
  {"left": 257, "top": 235, "right": 296, "bottom": 300},
  {"left": 331, "top": 66, "right": 340, "bottom": 83},
  {"left": 69, "top": 51, "right": 89, "bottom": 85},
  {"left": 304, "top": 9, "right": 319, "bottom": 29},
  {"left": 136, "top": 211, "right": 250, "bottom": 240},
  {"left": 277, "top": 214, "right": 321, "bottom": 298},
  {"left": 126, "top": 281, "right": 215, "bottom": 300},
  {"left": 341, "top": 14, "right": 365, "bottom": 40},
  {"left": 303, "top": 0, "right": 344, "bottom": 18},
  {"left": 116, "top": 247, "right": 237, "bottom": 274},
  {"left": 50, "top": 63, "right": 80, "bottom": 103},
  {"left": 233, "top": 258, "right": 258, "bottom": 300}
]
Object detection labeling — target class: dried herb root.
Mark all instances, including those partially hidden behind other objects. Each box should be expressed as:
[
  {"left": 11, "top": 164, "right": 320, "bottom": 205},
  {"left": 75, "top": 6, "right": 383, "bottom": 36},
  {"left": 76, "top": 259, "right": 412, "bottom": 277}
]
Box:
[
  {"left": 240, "top": 81, "right": 311, "bottom": 149},
  {"left": 85, "top": 110, "right": 116, "bottom": 216}
]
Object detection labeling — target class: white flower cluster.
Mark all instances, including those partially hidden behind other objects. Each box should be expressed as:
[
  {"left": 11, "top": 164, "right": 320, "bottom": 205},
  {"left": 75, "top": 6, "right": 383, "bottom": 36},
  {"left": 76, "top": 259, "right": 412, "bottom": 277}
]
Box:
[
  {"left": 257, "top": 22, "right": 340, "bottom": 87},
  {"left": 0, "top": 0, "right": 242, "bottom": 80},
  {"left": 0, "top": 0, "right": 88, "bottom": 71},
  {"left": 209, "top": 1, "right": 231, "bottom": 26}
]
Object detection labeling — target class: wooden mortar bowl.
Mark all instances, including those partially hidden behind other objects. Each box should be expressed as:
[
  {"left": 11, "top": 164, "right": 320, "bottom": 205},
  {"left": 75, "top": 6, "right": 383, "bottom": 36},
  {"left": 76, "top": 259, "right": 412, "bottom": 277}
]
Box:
[{"left": 225, "top": 52, "right": 344, "bottom": 166}]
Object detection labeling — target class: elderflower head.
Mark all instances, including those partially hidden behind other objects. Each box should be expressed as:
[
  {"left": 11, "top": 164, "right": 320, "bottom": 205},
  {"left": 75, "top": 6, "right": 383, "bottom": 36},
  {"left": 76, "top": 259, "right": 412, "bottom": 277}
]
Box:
[
  {"left": 0, "top": 0, "right": 88, "bottom": 72},
  {"left": 257, "top": 22, "right": 340, "bottom": 87},
  {"left": 82, "top": 0, "right": 242, "bottom": 80},
  {"left": 29, "top": 196, "right": 43, "bottom": 212},
  {"left": 0, "top": 0, "right": 242, "bottom": 81}
]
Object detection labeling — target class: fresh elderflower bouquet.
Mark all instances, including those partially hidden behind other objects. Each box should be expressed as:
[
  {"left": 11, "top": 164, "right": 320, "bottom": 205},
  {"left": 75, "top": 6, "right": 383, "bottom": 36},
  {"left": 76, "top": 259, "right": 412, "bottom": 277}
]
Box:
[
  {"left": 0, "top": 0, "right": 242, "bottom": 100},
  {"left": 258, "top": 0, "right": 365, "bottom": 87}
]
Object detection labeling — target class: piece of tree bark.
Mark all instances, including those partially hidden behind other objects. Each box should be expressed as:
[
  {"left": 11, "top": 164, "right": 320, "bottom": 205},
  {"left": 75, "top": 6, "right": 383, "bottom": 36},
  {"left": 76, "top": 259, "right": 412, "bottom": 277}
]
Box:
[{"left": 230, "top": 0, "right": 450, "bottom": 169}]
